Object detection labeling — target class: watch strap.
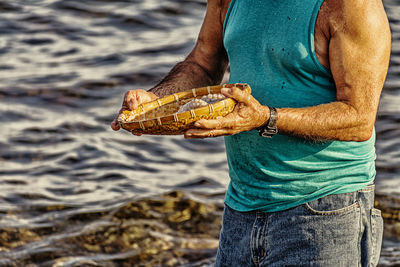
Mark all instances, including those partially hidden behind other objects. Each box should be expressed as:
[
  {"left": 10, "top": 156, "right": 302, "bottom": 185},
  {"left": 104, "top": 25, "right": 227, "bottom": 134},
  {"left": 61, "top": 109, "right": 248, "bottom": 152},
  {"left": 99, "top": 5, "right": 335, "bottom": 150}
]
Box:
[{"left": 257, "top": 107, "right": 278, "bottom": 137}]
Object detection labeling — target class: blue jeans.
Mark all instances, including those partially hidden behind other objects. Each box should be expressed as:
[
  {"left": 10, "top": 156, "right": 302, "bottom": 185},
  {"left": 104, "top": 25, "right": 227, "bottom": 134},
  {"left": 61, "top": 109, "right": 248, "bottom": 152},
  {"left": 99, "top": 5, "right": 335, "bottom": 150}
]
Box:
[{"left": 215, "top": 184, "right": 383, "bottom": 267}]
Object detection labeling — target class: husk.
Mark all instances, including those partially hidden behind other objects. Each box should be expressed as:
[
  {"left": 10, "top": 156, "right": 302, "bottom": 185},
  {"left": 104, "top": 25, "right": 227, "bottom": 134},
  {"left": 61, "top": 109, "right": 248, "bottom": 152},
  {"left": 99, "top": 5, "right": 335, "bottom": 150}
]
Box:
[{"left": 118, "top": 83, "right": 251, "bottom": 135}]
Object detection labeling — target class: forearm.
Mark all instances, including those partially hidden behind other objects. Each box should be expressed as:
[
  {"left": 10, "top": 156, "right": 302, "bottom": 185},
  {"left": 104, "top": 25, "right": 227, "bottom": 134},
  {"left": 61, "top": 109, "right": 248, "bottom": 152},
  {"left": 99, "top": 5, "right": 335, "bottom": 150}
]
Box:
[
  {"left": 148, "top": 60, "right": 221, "bottom": 98},
  {"left": 276, "top": 102, "right": 375, "bottom": 142}
]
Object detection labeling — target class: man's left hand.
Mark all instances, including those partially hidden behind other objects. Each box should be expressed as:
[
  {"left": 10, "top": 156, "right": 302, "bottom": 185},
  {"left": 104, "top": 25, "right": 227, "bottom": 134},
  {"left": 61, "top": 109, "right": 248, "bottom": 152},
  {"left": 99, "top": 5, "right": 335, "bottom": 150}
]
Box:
[{"left": 184, "top": 87, "right": 270, "bottom": 139}]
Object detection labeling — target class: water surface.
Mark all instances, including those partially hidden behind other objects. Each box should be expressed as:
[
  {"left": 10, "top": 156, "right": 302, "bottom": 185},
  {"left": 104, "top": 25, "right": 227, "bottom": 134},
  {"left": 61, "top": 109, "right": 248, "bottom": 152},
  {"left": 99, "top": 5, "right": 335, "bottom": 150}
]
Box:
[{"left": 0, "top": 0, "right": 399, "bottom": 266}]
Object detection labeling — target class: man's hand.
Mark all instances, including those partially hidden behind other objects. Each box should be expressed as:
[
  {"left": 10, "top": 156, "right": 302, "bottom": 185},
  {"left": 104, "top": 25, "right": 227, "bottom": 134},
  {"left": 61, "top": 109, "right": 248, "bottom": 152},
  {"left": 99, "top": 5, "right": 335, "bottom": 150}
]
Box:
[
  {"left": 185, "top": 87, "right": 270, "bottom": 139},
  {"left": 111, "top": 89, "right": 158, "bottom": 132}
]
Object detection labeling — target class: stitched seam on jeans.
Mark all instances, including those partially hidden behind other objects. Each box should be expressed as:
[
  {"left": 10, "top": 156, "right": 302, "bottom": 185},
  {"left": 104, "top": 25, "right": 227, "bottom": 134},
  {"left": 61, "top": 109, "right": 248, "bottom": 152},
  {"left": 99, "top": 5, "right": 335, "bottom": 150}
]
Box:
[
  {"left": 357, "top": 198, "right": 363, "bottom": 267},
  {"left": 305, "top": 201, "right": 360, "bottom": 216},
  {"left": 371, "top": 208, "right": 381, "bottom": 216},
  {"left": 358, "top": 184, "right": 375, "bottom": 192},
  {"left": 259, "top": 213, "right": 268, "bottom": 263},
  {"left": 370, "top": 208, "right": 382, "bottom": 265},
  {"left": 371, "top": 210, "right": 375, "bottom": 265},
  {"left": 251, "top": 213, "right": 260, "bottom": 266}
]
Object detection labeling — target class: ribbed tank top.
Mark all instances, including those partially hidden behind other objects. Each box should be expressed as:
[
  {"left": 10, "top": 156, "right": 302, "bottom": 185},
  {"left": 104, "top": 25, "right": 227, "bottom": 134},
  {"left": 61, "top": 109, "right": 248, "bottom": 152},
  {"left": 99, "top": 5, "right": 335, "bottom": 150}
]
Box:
[{"left": 223, "top": 0, "right": 376, "bottom": 212}]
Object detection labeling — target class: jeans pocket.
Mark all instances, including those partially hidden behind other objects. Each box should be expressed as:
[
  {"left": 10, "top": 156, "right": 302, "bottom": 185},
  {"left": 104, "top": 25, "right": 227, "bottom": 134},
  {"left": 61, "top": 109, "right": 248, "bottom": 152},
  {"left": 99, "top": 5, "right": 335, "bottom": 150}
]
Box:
[
  {"left": 305, "top": 192, "right": 360, "bottom": 216},
  {"left": 370, "top": 208, "right": 383, "bottom": 266}
]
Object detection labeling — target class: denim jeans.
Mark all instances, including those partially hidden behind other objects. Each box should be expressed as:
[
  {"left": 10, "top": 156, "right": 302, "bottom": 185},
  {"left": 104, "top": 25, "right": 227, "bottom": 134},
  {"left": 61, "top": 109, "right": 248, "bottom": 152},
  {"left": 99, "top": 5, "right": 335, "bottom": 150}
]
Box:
[{"left": 215, "top": 184, "right": 383, "bottom": 267}]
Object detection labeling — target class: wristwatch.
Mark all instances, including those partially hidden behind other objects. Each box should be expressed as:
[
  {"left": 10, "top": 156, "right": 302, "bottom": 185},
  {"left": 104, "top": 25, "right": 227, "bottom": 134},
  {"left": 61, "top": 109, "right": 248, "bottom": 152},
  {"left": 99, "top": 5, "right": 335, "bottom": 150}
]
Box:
[{"left": 257, "top": 107, "right": 278, "bottom": 137}]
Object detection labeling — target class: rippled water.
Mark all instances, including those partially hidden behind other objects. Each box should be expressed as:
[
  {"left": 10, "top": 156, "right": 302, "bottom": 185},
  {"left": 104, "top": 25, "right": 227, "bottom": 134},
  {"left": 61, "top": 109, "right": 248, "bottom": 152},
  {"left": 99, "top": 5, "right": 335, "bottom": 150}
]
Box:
[{"left": 0, "top": 0, "right": 399, "bottom": 266}]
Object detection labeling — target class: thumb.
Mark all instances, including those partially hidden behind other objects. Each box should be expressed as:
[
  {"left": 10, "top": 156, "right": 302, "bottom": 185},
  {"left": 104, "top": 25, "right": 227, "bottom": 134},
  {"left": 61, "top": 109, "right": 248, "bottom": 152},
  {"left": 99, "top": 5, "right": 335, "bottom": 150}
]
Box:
[
  {"left": 111, "top": 118, "right": 120, "bottom": 130},
  {"left": 221, "top": 87, "right": 252, "bottom": 104}
]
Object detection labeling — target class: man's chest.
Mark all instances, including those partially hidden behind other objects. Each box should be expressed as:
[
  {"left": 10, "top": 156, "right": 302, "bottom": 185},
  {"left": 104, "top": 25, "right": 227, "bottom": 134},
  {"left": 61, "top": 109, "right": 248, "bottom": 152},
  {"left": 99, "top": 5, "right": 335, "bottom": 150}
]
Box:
[{"left": 221, "top": 0, "right": 331, "bottom": 71}]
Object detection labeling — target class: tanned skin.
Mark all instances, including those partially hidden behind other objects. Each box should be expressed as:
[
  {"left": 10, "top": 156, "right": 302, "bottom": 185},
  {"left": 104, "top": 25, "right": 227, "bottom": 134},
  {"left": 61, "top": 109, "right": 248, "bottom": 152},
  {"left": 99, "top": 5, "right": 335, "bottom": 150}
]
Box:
[{"left": 111, "top": 0, "right": 391, "bottom": 142}]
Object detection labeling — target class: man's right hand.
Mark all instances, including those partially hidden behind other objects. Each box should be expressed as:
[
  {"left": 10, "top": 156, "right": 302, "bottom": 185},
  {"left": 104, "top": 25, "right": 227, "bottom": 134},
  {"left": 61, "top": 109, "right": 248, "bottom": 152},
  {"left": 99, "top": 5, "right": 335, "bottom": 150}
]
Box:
[{"left": 111, "top": 89, "right": 159, "bottom": 131}]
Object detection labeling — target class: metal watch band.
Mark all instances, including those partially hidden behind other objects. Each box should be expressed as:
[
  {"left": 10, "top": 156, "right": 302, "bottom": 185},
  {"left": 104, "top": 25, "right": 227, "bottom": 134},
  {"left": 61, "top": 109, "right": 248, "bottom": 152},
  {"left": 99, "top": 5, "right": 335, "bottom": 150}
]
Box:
[{"left": 257, "top": 107, "right": 278, "bottom": 137}]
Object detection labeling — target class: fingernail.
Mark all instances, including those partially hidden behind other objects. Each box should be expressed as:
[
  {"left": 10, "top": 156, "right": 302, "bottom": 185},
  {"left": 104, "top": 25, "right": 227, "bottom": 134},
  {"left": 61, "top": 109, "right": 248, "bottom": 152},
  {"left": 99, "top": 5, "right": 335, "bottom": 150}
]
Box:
[{"left": 194, "top": 122, "right": 201, "bottom": 127}]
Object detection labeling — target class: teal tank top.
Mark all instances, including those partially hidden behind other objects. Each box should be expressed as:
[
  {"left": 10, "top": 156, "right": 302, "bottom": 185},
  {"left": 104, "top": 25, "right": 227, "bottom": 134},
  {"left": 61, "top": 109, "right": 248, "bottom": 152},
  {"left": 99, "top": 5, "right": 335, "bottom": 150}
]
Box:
[{"left": 223, "top": 0, "right": 376, "bottom": 212}]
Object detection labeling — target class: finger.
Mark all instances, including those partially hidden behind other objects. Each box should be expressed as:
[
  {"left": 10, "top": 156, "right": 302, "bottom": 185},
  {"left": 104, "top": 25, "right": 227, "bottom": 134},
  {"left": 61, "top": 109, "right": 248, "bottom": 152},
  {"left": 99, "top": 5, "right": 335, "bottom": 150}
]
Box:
[
  {"left": 194, "top": 117, "right": 236, "bottom": 129},
  {"left": 131, "top": 131, "right": 142, "bottom": 136},
  {"left": 124, "top": 92, "right": 138, "bottom": 110},
  {"left": 111, "top": 103, "right": 130, "bottom": 131},
  {"left": 128, "top": 99, "right": 137, "bottom": 111},
  {"left": 133, "top": 93, "right": 143, "bottom": 110},
  {"left": 125, "top": 90, "right": 159, "bottom": 110},
  {"left": 111, "top": 119, "right": 120, "bottom": 131},
  {"left": 123, "top": 91, "right": 139, "bottom": 110},
  {"left": 123, "top": 91, "right": 130, "bottom": 107},
  {"left": 111, "top": 107, "right": 127, "bottom": 131},
  {"left": 184, "top": 128, "right": 232, "bottom": 139},
  {"left": 221, "top": 87, "right": 252, "bottom": 104}
]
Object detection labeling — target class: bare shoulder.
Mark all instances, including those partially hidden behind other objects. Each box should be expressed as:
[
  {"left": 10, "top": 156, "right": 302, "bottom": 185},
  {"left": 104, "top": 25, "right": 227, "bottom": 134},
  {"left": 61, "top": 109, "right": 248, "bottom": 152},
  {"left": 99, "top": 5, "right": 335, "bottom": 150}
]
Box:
[
  {"left": 322, "top": 0, "right": 390, "bottom": 38},
  {"left": 205, "top": 0, "right": 226, "bottom": 11},
  {"left": 212, "top": 0, "right": 231, "bottom": 25},
  {"left": 201, "top": 0, "right": 229, "bottom": 26}
]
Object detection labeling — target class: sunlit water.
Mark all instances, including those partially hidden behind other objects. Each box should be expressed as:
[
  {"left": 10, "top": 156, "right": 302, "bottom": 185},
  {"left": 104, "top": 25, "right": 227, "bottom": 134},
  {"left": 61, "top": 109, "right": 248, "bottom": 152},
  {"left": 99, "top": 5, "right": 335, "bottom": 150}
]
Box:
[{"left": 0, "top": 0, "right": 399, "bottom": 266}]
